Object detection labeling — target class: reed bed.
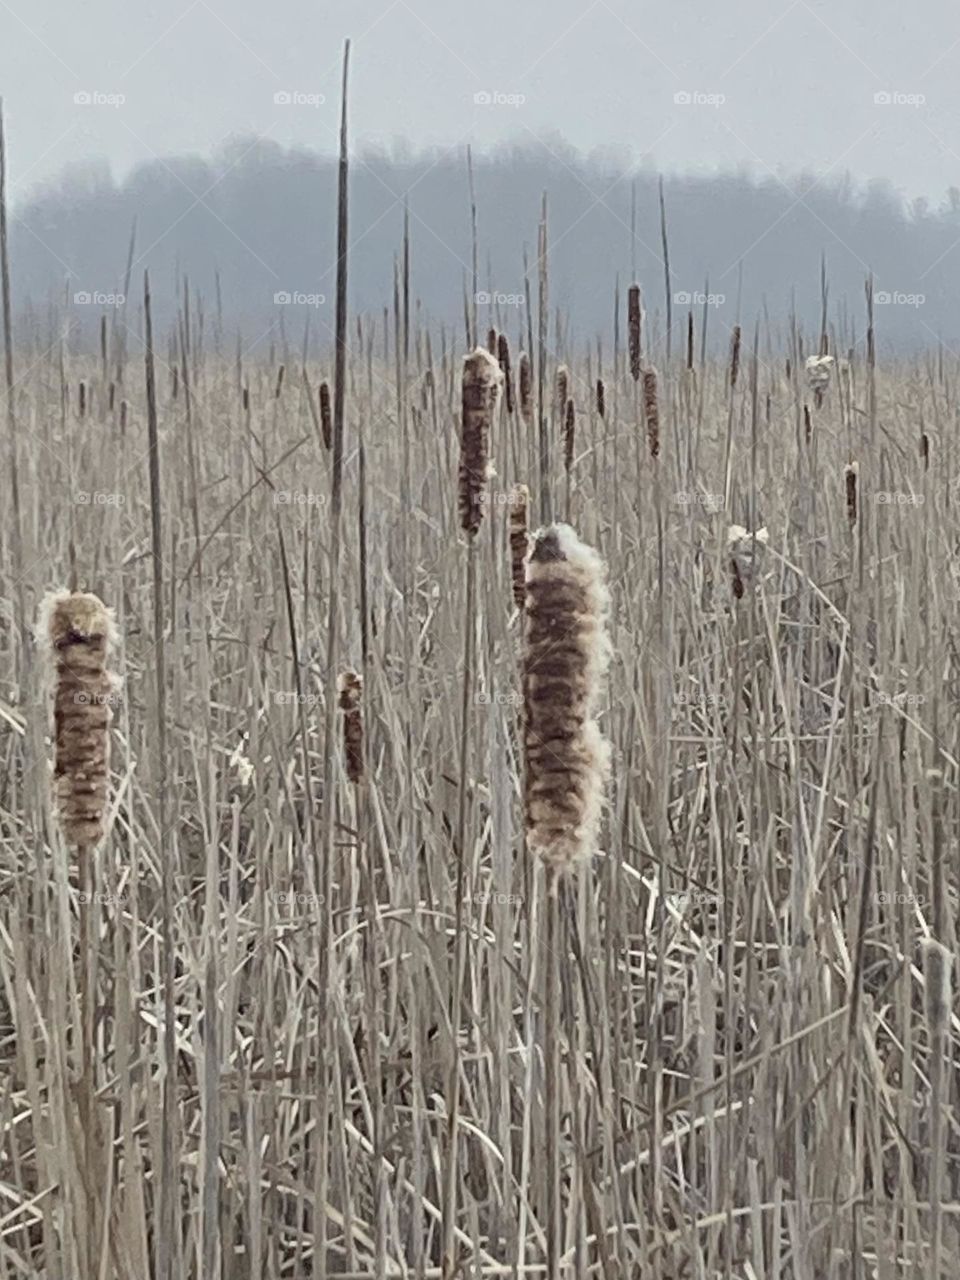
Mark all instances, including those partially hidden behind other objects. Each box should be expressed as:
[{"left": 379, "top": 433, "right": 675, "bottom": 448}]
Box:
[{"left": 0, "top": 262, "right": 957, "bottom": 1280}]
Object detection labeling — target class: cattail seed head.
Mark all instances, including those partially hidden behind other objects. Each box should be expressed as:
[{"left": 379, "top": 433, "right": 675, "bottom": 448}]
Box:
[
  {"left": 595, "top": 377, "right": 605, "bottom": 419},
  {"left": 729, "top": 326, "right": 742, "bottom": 389},
  {"left": 563, "top": 398, "right": 576, "bottom": 474},
  {"left": 844, "top": 461, "right": 858, "bottom": 528},
  {"left": 556, "top": 365, "right": 569, "bottom": 416},
  {"left": 508, "top": 483, "right": 529, "bottom": 609},
  {"left": 338, "top": 670, "right": 364, "bottom": 785},
  {"left": 523, "top": 524, "right": 611, "bottom": 872},
  {"left": 497, "top": 333, "right": 514, "bottom": 415},
  {"left": 486, "top": 327, "right": 498, "bottom": 356},
  {"left": 642, "top": 366, "right": 660, "bottom": 458},
  {"left": 628, "top": 284, "right": 642, "bottom": 381},
  {"left": 459, "top": 347, "right": 503, "bottom": 536},
  {"left": 319, "top": 381, "right": 332, "bottom": 450},
  {"left": 39, "top": 591, "right": 117, "bottom": 850},
  {"left": 518, "top": 352, "right": 533, "bottom": 427}
]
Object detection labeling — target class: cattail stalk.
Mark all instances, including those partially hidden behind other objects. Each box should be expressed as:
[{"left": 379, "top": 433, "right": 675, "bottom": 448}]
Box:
[
  {"left": 523, "top": 524, "right": 610, "bottom": 1280},
  {"left": 923, "top": 939, "right": 952, "bottom": 1277}
]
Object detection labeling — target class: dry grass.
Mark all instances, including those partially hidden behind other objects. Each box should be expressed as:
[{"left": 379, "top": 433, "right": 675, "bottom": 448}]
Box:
[{"left": 0, "top": 296, "right": 958, "bottom": 1280}]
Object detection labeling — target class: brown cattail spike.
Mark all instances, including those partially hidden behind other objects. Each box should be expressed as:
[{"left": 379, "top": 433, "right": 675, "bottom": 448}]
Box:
[
  {"left": 497, "top": 333, "right": 514, "bottom": 415},
  {"left": 508, "top": 483, "right": 529, "bottom": 609},
  {"left": 518, "top": 352, "right": 533, "bottom": 427},
  {"left": 628, "top": 284, "right": 642, "bottom": 381},
  {"left": 40, "top": 591, "right": 117, "bottom": 849},
  {"left": 319, "top": 381, "right": 332, "bottom": 450},
  {"left": 729, "top": 325, "right": 742, "bottom": 389},
  {"left": 563, "top": 398, "right": 575, "bottom": 474},
  {"left": 556, "top": 365, "right": 569, "bottom": 416},
  {"left": 523, "top": 524, "right": 611, "bottom": 871},
  {"left": 844, "top": 461, "right": 858, "bottom": 528},
  {"left": 595, "top": 377, "right": 605, "bottom": 419},
  {"left": 459, "top": 347, "right": 503, "bottom": 536},
  {"left": 486, "top": 327, "right": 498, "bottom": 356},
  {"left": 642, "top": 366, "right": 660, "bottom": 458},
  {"left": 338, "top": 670, "right": 364, "bottom": 785}
]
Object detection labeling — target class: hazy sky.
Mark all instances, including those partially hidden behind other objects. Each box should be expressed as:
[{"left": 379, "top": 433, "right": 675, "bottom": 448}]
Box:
[{"left": 4, "top": 0, "right": 960, "bottom": 205}]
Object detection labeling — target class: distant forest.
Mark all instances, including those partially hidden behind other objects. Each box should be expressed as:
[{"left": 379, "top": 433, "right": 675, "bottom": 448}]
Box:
[{"left": 9, "top": 137, "right": 960, "bottom": 355}]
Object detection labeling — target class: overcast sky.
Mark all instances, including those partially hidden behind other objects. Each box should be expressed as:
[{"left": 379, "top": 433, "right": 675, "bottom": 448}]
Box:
[{"left": 3, "top": 0, "right": 960, "bottom": 206}]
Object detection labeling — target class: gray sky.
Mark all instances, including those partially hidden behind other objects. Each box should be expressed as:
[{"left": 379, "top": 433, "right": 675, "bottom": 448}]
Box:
[{"left": 4, "top": 0, "right": 960, "bottom": 205}]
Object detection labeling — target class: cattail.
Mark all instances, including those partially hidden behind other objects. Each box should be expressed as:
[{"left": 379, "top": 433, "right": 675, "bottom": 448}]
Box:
[
  {"left": 319, "top": 381, "right": 332, "bottom": 450},
  {"left": 108, "top": 382, "right": 115, "bottom": 412},
  {"left": 563, "top": 398, "right": 575, "bottom": 474},
  {"left": 518, "top": 352, "right": 533, "bottom": 427},
  {"left": 921, "top": 432, "right": 930, "bottom": 468},
  {"left": 78, "top": 381, "right": 86, "bottom": 418},
  {"left": 497, "top": 333, "right": 514, "bottom": 415},
  {"left": 171, "top": 367, "right": 179, "bottom": 400},
  {"left": 729, "top": 325, "right": 742, "bottom": 389},
  {"left": 642, "top": 366, "right": 660, "bottom": 458},
  {"left": 120, "top": 400, "right": 128, "bottom": 431},
  {"left": 487, "top": 326, "right": 498, "bottom": 356},
  {"left": 523, "top": 524, "right": 611, "bottom": 871},
  {"left": 40, "top": 591, "right": 117, "bottom": 849},
  {"left": 508, "top": 483, "right": 529, "bottom": 608},
  {"left": 459, "top": 347, "right": 503, "bottom": 536},
  {"left": 686, "top": 311, "right": 694, "bottom": 370},
  {"left": 628, "top": 284, "right": 642, "bottom": 381},
  {"left": 804, "top": 403, "right": 812, "bottom": 444},
  {"left": 727, "top": 525, "right": 768, "bottom": 599},
  {"left": 785, "top": 357, "right": 792, "bottom": 381},
  {"left": 806, "top": 354, "right": 834, "bottom": 408},
  {"left": 275, "top": 365, "right": 285, "bottom": 398},
  {"left": 242, "top": 386, "right": 249, "bottom": 412},
  {"left": 595, "top": 377, "right": 605, "bottom": 419},
  {"left": 338, "top": 670, "right": 364, "bottom": 785},
  {"left": 556, "top": 365, "right": 569, "bottom": 416},
  {"left": 844, "top": 461, "right": 858, "bottom": 528}
]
